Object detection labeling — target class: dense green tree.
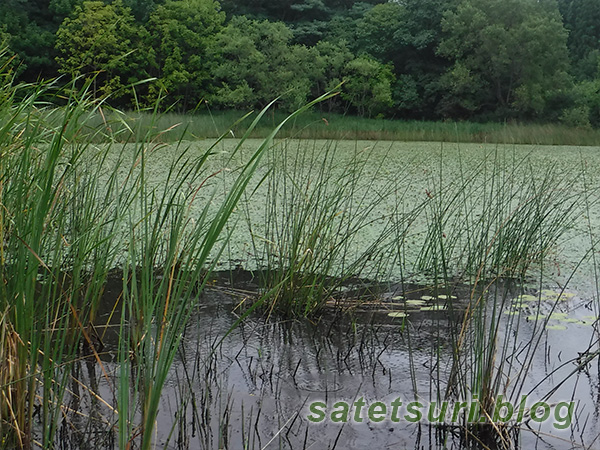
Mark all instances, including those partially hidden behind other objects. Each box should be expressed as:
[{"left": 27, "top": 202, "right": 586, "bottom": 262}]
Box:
[
  {"left": 324, "top": 2, "right": 377, "bottom": 45},
  {"left": 312, "top": 40, "right": 354, "bottom": 111},
  {"left": 561, "top": 79, "right": 600, "bottom": 127},
  {"left": 0, "top": 0, "right": 82, "bottom": 80},
  {"left": 558, "top": 0, "right": 600, "bottom": 80},
  {"left": 396, "top": 0, "right": 458, "bottom": 118},
  {"left": 123, "top": 0, "right": 162, "bottom": 22},
  {"left": 352, "top": 2, "right": 420, "bottom": 116},
  {"left": 342, "top": 55, "right": 394, "bottom": 117},
  {"left": 146, "top": 0, "right": 225, "bottom": 110},
  {"left": 55, "top": 0, "right": 145, "bottom": 100},
  {"left": 208, "top": 16, "right": 323, "bottom": 111},
  {"left": 331, "top": 0, "right": 454, "bottom": 118},
  {"left": 220, "top": 0, "right": 385, "bottom": 45},
  {"left": 0, "top": 0, "right": 596, "bottom": 125},
  {"left": 354, "top": 2, "right": 407, "bottom": 62},
  {"left": 438, "top": 0, "right": 571, "bottom": 119}
]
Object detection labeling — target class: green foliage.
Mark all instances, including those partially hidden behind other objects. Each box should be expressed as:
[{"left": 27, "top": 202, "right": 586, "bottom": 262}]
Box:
[
  {"left": 49, "top": 0, "right": 81, "bottom": 16},
  {"left": 341, "top": 55, "right": 394, "bottom": 117},
  {"left": 55, "top": 0, "right": 146, "bottom": 101},
  {"left": 333, "top": 0, "right": 455, "bottom": 118},
  {"left": 562, "top": 79, "right": 600, "bottom": 127},
  {"left": 123, "top": 0, "right": 161, "bottom": 22},
  {"left": 220, "top": 0, "right": 386, "bottom": 45},
  {"left": 325, "top": 2, "right": 374, "bottom": 44},
  {"left": 411, "top": 147, "right": 586, "bottom": 446},
  {"left": 354, "top": 2, "right": 407, "bottom": 63},
  {"left": 438, "top": 0, "right": 572, "bottom": 119},
  {"left": 558, "top": 0, "right": 600, "bottom": 80},
  {"left": 312, "top": 40, "right": 354, "bottom": 111},
  {"left": 208, "top": 20, "right": 395, "bottom": 117},
  {"left": 3, "top": 0, "right": 600, "bottom": 125},
  {"left": 146, "top": 0, "right": 225, "bottom": 110},
  {"left": 0, "top": 0, "right": 79, "bottom": 80},
  {"left": 208, "top": 16, "right": 322, "bottom": 111}
]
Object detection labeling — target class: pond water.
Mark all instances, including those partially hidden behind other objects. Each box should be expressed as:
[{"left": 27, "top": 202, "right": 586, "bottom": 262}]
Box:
[
  {"left": 57, "top": 271, "right": 600, "bottom": 450},
  {"left": 62, "top": 139, "right": 600, "bottom": 449},
  {"left": 102, "top": 139, "right": 600, "bottom": 290}
]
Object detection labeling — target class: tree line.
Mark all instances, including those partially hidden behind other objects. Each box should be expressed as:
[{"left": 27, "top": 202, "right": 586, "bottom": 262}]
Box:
[{"left": 1, "top": 0, "right": 599, "bottom": 125}]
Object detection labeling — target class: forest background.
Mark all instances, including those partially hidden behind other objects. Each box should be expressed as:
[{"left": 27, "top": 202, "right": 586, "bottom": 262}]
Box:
[{"left": 1, "top": 0, "right": 599, "bottom": 127}]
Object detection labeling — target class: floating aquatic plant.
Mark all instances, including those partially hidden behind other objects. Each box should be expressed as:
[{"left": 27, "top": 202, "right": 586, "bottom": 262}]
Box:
[{"left": 406, "top": 299, "right": 426, "bottom": 306}]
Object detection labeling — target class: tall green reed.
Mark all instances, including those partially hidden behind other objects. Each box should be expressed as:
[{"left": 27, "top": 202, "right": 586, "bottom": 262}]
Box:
[
  {"left": 245, "top": 140, "right": 407, "bottom": 317},
  {"left": 111, "top": 93, "right": 337, "bottom": 449},
  {"left": 0, "top": 56, "right": 337, "bottom": 448},
  {"left": 408, "top": 145, "right": 588, "bottom": 446},
  {"left": 0, "top": 71, "right": 129, "bottom": 448}
]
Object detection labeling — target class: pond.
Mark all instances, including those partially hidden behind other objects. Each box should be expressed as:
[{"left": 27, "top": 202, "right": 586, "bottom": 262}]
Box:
[
  {"left": 103, "top": 139, "right": 600, "bottom": 289},
  {"left": 5, "top": 135, "right": 599, "bottom": 450},
  {"left": 54, "top": 139, "right": 600, "bottom": 449},
  {"left": 59, "top": 270, "right": 599, "bottom": 449}
]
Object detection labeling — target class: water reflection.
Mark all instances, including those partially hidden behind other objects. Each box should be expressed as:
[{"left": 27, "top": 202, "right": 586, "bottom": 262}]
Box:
[{"left": 57, "top": 275, "right": 600, "bottom": 449}]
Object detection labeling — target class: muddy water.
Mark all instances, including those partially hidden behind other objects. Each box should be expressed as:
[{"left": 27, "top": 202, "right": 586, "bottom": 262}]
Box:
[{"left": 59, "top": 274, "right": 600, "bottom": 450}]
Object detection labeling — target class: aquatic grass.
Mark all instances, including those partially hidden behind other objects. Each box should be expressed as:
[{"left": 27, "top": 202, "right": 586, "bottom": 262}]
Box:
[
  {"left": 416, "top": 146, "right": 583, "bottom": 282},
  {"left": 111, "top": 92, "right": 338, "bottom": 449},
  {"left": 246, "top": 140, "right": 409, "bottom": 317},
  {"left": 403, "top": 144, "right": 591, "bottom": 447},
  {"left": 76, "top": 108, "right": 600, "bottom": 146},
  {"left": 0, "top": 72, "right": 130, "bottom": 448}
]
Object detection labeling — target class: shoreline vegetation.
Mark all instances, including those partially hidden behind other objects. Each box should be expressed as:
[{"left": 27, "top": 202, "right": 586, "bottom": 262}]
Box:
[
  {"left": 4, "top": 0, "right": 600, "bottom": 131},
  {"left": 87, "top": 108, "right": 600, "bottom": 146},
  {"left": 2, "top": 68, "right": 600, "bottom": 449}
]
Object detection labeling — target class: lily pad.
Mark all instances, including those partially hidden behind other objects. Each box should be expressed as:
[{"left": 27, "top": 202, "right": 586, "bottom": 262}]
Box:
[
  {"left": 550, "top": 312, "right": 568, "bottom": 319},
  {"left": 406, "top": 299, "right": 426, "bottom": 306},
  {"left": 515, "top": 294, "right": 537, "bottom": 302},
  {"left": 437, "top": 294, "right": 457, "bottom": 300},
  {"left": 540, "top": 289, "right": 558, "bottom": 298},
  {"left": 392, "top": 295, "right": 404, "bottom": 301},
  {"left": 512, "top": 304, "right": 528, "bottom": 310},
  {"left": 545, "top": 324, "right": 567, "bottom": 330},
  {"left": 539, "top": 290, "right": 576, "bottom": 301},
  {"left": 526, "top": 314, "right": 546, "bottom": 321},
  {"left": 388, "top": 311, "right": 408, "bottom": 318},
  {"left": 420, "top": 304, "right": 446, "bottom": 311},
  {"left": 421, "top": 295, "right": 435, "bottom": 301}
]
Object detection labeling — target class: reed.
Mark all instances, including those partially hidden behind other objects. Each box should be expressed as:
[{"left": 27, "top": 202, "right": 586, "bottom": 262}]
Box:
[
  {"left": 0, "top": 56, "right": 337, "bottom": 448},
  {"left": 406, "top": 145, "right": 593, "bottom": 447},
  {"left": 244, "top": 139, "right": 411, "bottom": 317},
  {"left": 118, "top": 94, "right": 337, "bottom": 448},
  {"left": 80, "top": 108, "right": 600, "bottom": 146},
  {"left": 0, "top": 72, "right": 126, "bottom": 448}
]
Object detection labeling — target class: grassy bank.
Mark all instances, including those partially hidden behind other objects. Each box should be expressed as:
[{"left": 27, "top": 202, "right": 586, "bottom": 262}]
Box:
[{"left": 86, "top": 108, "right": 600, "bottom": 146}]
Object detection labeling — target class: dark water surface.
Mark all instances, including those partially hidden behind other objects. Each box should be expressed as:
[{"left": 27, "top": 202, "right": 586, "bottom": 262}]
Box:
[{"left": 56, "top": 272, "right": 600, "bottom": 450}]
